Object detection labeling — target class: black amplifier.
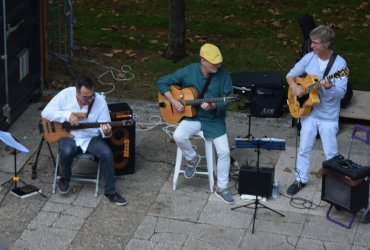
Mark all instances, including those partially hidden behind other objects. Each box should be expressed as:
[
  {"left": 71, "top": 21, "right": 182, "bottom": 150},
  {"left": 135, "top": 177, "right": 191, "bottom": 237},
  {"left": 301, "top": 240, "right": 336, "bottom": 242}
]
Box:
[{"left": 108, "top": 102, "right": 133, "bottom": 120}]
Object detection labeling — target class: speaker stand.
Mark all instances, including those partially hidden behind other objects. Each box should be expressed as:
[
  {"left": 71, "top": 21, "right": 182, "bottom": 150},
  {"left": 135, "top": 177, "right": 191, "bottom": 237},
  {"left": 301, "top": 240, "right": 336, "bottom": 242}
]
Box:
[{"left": 231, "top": 139, "right": 285, "bottom": 234}]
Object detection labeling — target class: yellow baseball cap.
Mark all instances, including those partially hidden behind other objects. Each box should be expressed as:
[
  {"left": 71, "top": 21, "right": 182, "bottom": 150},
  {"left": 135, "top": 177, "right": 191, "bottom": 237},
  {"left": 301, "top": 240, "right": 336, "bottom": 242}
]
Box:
[{"left": 199, "top": 43, "right": 223, "bottom": 64}]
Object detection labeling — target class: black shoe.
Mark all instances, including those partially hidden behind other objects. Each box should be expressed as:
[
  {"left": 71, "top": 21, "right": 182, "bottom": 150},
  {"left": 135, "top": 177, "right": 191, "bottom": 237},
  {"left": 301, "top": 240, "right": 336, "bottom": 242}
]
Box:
[
  {"left": 287, "top": 181, "right": 306, "bottom": 195},
  {"left": 58, "top": 179, "right": 70, "bottom": 194},
  {"left": 104, "top": 192, "right": 127, "bottom": 206}
]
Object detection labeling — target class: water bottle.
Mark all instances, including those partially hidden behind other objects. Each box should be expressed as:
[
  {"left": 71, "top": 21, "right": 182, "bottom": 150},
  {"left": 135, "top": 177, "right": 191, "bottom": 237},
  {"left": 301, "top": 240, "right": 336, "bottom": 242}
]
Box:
[{"left": 272, "top": 181, "right": 279, "bottom": 199}]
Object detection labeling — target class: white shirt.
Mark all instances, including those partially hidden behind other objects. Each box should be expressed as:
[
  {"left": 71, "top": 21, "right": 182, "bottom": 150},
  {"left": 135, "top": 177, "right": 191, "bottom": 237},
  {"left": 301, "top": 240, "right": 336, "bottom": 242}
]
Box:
[{"left": 41, "top": 87, "right": 111, "bottom": 152}]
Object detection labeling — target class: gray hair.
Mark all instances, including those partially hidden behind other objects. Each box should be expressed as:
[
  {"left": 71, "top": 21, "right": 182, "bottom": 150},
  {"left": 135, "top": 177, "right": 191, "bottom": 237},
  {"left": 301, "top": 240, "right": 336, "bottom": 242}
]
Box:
[{"left": 310, "top": 25, "right": 336, "bottom": 49}]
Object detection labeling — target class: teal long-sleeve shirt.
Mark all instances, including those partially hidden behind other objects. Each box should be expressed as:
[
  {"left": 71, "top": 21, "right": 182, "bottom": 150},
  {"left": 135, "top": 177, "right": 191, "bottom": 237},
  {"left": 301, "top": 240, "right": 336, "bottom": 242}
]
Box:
[{"left": 157, "top": 63, "right": 233, "bottom": 138}]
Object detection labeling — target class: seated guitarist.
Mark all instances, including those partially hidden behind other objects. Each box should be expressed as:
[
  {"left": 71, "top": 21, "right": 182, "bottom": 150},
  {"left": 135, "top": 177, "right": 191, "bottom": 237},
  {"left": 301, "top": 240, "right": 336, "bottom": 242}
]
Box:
[
  {"left": 41, "top": 76, "right": 127, "bottom": 206},
  {"left": 286, "top": 25, "right": 348, "bottom": 195},
  {"left": 157, "top": 43, "right": 234, "bottom": 205}
]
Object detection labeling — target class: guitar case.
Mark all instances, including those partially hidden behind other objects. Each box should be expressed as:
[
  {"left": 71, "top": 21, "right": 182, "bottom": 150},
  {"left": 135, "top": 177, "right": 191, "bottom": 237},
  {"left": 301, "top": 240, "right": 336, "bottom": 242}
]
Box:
[{"left": 231, "top": 71, "right": 286, "bottom": 118}]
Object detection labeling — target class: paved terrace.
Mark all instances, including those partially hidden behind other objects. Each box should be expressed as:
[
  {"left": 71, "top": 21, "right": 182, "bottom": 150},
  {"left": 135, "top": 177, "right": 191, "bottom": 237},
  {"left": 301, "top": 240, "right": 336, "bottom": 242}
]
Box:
[{"left": 0, "top": 98, "right": 369, "bottom": 250}]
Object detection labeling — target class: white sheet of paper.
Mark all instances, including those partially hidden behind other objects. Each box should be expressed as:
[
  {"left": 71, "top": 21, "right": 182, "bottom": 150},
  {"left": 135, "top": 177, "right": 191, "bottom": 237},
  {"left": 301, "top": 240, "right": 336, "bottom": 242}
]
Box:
[{"left": 0, "top": 131, "right": 29, "bottom": 153}]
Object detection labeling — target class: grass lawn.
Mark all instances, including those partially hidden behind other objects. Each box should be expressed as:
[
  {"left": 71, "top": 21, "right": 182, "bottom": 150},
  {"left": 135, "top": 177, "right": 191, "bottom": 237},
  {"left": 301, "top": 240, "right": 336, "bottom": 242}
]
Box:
[{"left": 49, "top": 0, "right": 370, "bottom": 103}]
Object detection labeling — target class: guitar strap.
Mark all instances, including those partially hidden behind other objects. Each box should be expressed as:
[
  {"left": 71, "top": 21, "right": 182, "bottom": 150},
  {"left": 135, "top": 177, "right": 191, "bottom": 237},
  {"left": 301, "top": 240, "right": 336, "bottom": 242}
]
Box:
[
  {"left": 199, "top": 73, "right": 213, "bottom": 98},
  {"left": 85, "top": 98, "right": 95, "bottom": 119},
  {"left": 323, "top": 52, "right": 337, "bottom": 78}
]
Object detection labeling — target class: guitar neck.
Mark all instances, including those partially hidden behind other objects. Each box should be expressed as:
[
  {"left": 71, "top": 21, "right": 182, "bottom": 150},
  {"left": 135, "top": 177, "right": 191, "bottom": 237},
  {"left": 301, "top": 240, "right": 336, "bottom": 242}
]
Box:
[
  {"left": 182, "top": 96, "right": 230, "bottom": 106},
  {"left": 305, "top": 72, "right": 340, "bottom": 93},
  {"left": 66, "top": 120, "right": 132, "bottom": 130}
]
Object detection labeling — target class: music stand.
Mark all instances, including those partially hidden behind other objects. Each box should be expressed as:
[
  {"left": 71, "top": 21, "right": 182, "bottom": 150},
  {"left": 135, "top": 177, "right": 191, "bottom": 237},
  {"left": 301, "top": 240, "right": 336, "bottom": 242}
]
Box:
[
  {"left": 232, "top": 137, "right": 285, "bottom": 234},
  {"left": 0, "top": 131, "right": 46, "bottom": 207}
]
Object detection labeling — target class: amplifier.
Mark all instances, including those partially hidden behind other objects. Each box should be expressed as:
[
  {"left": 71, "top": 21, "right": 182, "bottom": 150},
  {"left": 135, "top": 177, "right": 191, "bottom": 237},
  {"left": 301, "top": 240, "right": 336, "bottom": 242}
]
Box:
[
  {"left": 107, "top": 103, "right": 135, "bottom": 175},
  {"left": 238, "top": 165, "right": 275, "bottom": 198},
  {"left": 108, "top": 102, "right": 133, "bottom": 120}
]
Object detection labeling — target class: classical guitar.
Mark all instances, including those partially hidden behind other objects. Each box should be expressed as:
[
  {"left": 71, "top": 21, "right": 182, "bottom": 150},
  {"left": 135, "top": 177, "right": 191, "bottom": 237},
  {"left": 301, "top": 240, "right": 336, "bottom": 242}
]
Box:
[
  {"left": 158, "top": 85, "right": 238, "bottom": 124},
  {"left": 287, "top": 67, "right": 349, "bottom": 118},
  {"left": 40, "top": 118, "right": 134, "bottom": 143}
]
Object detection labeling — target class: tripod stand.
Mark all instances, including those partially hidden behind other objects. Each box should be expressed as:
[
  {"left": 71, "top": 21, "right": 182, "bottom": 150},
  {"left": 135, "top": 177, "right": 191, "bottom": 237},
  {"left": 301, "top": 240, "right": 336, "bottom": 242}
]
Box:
[
  {"left": 31, "top": 135, "right": 55, "bottom": 179},
  {"left": 232, "top": 138, "right": 285, "bottom": 234},
  {"left": 0, "top": 132, "right": 46, "bottom": 207}
]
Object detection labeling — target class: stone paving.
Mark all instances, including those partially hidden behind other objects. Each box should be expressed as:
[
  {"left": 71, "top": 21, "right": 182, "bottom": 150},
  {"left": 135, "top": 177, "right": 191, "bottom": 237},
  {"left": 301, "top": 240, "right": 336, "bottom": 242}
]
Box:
[{"left": 0, "top": 98, "right": 370, "bottom": 250}]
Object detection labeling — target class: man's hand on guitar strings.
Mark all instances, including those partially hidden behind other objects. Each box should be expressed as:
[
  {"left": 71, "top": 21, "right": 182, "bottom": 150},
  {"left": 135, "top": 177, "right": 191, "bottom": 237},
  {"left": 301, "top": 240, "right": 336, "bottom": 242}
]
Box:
[
  {"left": 69, "top": 113, "right": 80, "bottom": 126},
  {"left": 100, "top": 123, "right": 112, "bottom": 136},
  {"left": 291, "top": 82, "right": 305, "bottom": 97},
  {"left": 201, "top": 102, "right": 216, "bottom": 111},
  {"left": 320, "top": 77, "right": 332, "bottom": 90}
]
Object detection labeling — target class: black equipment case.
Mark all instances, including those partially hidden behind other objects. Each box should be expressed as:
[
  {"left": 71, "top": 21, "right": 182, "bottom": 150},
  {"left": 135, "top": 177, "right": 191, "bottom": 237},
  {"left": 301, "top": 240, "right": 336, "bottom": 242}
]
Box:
[
  {"left": 231, "top": 71, "right": 286, "bottom": 118},
  {"left": 0, "top": 0, "right": 42, "bottom": 130}
]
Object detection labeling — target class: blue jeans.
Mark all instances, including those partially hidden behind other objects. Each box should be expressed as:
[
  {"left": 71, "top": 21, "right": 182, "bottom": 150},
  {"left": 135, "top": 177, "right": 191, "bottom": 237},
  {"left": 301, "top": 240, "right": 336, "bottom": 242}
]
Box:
[{"left": 58, "top": 136, "right": 116, "bottom": 194}]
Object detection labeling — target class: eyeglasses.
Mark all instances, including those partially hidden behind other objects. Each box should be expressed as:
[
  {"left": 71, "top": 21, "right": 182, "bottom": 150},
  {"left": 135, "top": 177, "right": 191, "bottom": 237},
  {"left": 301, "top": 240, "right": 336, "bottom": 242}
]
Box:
[
  {"left": 310, "top": 40, "right": 322, "bottom": 46},
  {"left": 80, "top": 93, "right": 95, "bottom": 101}
]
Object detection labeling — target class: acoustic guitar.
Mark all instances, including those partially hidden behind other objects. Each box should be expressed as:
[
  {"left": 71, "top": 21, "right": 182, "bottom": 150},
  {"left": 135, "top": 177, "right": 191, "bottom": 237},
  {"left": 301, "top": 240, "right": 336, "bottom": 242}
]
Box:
[
  {"left": 40, "top": 118, "right": 133, "bottom": 143},
  {"left": 287, "top": 67, "right": 349, "bottom": 118},
  {"left": 158, "top": 85, "right": 238, "bottom": 124}
]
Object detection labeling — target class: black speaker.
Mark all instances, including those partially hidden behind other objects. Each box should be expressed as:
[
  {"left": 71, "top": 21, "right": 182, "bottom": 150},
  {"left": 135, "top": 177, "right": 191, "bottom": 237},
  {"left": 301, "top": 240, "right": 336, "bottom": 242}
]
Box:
[
  {"left": 106, "top": 103, "right": 135, "bottom": 175},
  {"left": 230, "top": 71, "right": 285, "bottom": 118},
  {"left": 321, "top": 156, "right": 370, "bottom": 213},
  {"left": 238, "top": 166, "right": 275, "bottom": 198},
  {"left": 321, "top": 169, "right": 369, "bottom": 213}
]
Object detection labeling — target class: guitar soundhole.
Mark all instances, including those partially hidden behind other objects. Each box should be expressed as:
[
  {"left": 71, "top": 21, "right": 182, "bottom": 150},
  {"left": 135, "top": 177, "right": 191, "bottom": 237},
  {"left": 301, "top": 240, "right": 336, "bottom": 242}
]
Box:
[{"left": 298, "top": 94, "right": 309, "bottom": 107}]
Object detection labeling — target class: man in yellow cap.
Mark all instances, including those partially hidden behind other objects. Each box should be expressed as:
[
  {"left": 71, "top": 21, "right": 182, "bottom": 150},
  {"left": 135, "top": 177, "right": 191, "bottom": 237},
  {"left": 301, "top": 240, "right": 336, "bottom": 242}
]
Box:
[{"left": 157, "top": 43, "right": 234, "bottom": 205}]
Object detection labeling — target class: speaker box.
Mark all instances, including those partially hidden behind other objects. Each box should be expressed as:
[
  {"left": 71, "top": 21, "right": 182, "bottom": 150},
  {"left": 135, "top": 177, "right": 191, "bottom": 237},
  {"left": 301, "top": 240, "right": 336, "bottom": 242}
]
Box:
[
  {"left": 238, "top": 166, "right": 275, "bottom": 198},
  {"left": 321, "top": 169, "right": 369, "bottom": 213},
  {"left": 230, "top": 71, "right": 286, "bottom": 118},
  {"left": 106, "top": 103, "right": 135, "bottom": 175}
]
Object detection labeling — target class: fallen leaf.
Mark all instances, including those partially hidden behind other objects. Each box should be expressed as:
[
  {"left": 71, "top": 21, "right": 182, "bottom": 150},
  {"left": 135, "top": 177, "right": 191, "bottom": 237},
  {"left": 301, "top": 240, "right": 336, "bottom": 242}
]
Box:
[
  {"left": 150, "top": 40, "right": 158, "bottom": 44},
  {"left": 268, "top": 8, "right": 280, "bottom": 15},
  {"left": 140, "top": 56, "right": 150, "bottom": 62},
  {"left": 125, "top": 49, "right": 134, "bottom": 55},
  {"left": 283, "top": 167, "right": 292, "bottom": 173},
  {"left": 277, "top": 33, "right": 287, "bottom": 39},
  {"left": 224, "top": 14, "right": 235, "bottom": 20},
  {"left": 111, "top": 49, "right": 123, "bottom": 54},
  {"left": 127, "top": 52, "right": 136, "bottom": 58},
  {"left": 345, "top": 35, "right": 355, "bottom": 41},
  {"left": 271, "top": 20, "right": 281, "bottom": 28},
  {"left": 366, "top": 15, "right": 370, "bottom": 20},
  {"left": 116, "top": 72, "right": 126, "bottom": 78},
  {"left": 104, "top": 53, "right": 114, "bottom": 57}
]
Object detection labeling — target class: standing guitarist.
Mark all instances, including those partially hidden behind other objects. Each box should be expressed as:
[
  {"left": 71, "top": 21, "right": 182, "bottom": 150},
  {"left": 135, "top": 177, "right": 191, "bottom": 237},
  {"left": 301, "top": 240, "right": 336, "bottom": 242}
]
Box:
[
  {"left": 157, "top": 43, "right": 234, "bottom": 205},
  {"left": 286, "top": 25, "right": 348, "bottom": 195},
  {"left": 41, "top": 76, "right": 127, "bottom": 206}
]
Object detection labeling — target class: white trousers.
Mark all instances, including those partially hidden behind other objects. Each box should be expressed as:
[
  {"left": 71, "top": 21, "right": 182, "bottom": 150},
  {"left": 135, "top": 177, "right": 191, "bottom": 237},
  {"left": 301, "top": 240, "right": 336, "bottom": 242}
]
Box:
[
  {"left": 173, "top": 120, "right": 231, "bottom": 189},
  {"left": 295, "top": 115, "right": 339, "bottom": 183}
]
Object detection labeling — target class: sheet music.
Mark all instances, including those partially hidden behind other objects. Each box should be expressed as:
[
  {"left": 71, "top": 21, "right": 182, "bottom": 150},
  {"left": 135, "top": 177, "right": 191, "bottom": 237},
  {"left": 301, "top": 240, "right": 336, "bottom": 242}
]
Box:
[
  {"left": 0, "top": 131, "right": 29, "bottom": 153},
  {"left": 234, "top": 137, "right": 286, "bottom": 150}
]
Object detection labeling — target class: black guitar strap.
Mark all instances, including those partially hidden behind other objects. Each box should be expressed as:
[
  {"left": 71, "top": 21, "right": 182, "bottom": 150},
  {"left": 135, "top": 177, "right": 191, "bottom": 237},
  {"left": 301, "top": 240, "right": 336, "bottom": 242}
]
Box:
[
  {"left": 323, "top": 52, "right": 337, "bottom": 78},
  {"left": 85, "top": 98, "right": 95, "bottom": 119},
  {"left": 199, "top": 73, "right": 213, "bottom": 98}
]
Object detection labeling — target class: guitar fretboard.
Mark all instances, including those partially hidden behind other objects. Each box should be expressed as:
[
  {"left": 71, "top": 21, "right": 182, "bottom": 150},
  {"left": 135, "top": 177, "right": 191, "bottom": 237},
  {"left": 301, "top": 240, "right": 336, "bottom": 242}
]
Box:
[
  {"left": 305, "top": 67, "right": 348, "bottom": 93},
  {"left": 182, "top": 96, "right": 235, "bottom": 106}
]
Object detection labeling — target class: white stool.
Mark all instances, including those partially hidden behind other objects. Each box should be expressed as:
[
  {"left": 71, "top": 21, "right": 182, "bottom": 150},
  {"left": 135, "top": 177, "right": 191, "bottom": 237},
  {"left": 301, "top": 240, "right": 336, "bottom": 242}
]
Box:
[{"left": 173, "top": 131, "right": 216, "bottom": 192}]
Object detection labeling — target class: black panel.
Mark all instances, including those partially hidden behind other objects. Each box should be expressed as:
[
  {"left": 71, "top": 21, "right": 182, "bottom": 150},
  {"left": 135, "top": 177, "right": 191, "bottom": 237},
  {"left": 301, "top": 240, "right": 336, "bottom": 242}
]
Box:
[
  {"left": 238, "top": 165, "right": 275, "bottom": 198},
  {"left": 0, "top": 0, "right": 41, "bottom": 130}
]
